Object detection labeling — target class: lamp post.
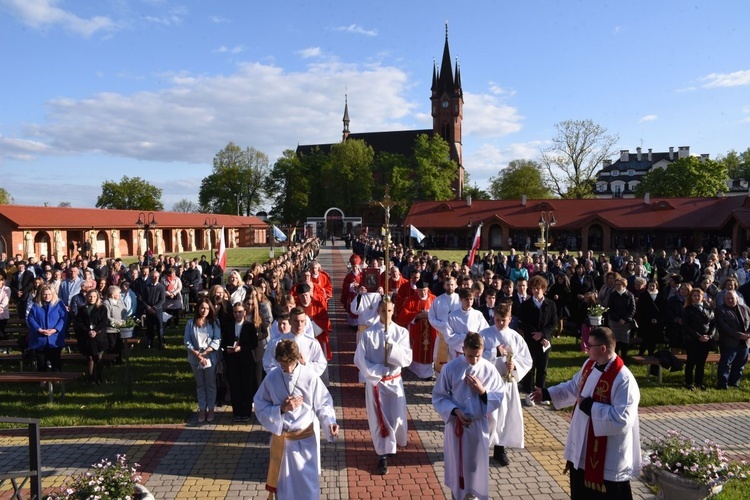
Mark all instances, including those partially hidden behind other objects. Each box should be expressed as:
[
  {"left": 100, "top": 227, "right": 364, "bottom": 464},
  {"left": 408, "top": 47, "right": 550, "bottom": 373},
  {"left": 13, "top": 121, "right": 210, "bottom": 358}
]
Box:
[
  {"left": 537, "top": 211, "right": 556, "bottom": 266},
  {"left": 136, "top": 212, "right": 158, "bottom": 263},
  {"left": 204, "top": 217, "right": 218, "bottom": 256}
]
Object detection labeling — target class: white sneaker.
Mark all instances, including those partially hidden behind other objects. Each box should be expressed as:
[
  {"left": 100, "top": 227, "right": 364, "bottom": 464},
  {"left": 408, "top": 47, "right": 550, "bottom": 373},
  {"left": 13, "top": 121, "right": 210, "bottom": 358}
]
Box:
[
  {"left": 524, "top": 394, "right": 536, "bottom": 407},
  {"left": 541, "top": 400, "right": 551, "bottom": 406}
]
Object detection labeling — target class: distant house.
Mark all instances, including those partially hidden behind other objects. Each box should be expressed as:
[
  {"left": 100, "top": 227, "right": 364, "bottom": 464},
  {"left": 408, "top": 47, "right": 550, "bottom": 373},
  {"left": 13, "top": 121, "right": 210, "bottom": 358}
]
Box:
[
  {"left": 595, "top": 146, "right": 712, "bottom": 199},
  {"left": 404, "top": 196, "right": 750, "bottom": 253},
  {"left": 0, "top": 205, "right": 268, "bottom": 261}
]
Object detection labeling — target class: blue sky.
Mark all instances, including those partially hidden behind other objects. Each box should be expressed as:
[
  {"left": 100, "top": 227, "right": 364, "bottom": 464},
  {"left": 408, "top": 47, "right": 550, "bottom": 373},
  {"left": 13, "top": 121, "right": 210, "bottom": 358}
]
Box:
[{"left": 1, "top": 0, "right": 748, "bottom": 209}]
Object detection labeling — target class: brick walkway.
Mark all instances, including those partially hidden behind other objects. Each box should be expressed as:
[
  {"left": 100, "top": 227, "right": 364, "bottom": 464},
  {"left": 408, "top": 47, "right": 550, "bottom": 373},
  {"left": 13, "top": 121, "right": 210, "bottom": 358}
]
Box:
[{"left": 2, "top": 246, "right": 750, "bottom": 499}]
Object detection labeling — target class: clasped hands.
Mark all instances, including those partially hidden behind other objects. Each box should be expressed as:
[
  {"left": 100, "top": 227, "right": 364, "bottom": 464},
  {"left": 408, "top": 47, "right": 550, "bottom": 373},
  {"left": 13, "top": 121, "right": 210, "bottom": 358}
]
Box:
[{"left": 281, "top": 394, "right": 304, "bottom": 413}]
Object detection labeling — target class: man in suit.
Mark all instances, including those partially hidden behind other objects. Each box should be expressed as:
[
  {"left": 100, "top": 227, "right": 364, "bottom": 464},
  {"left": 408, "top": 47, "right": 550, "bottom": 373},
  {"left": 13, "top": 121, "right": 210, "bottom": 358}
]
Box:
[
  {"left": 141, "top": 270, "right": 166, "bottom": 349},
  {"left": 715, "top": 290, "right": 750, "bottom": 390},
  {"left": 11, "top": 261, "right": 35, "bottom": 319},
  {"left": 478, "top": 286, "right": 497, "bottom": 325},
  {"left": 518, "top": 275, "right": 557, "bottom": 396}
]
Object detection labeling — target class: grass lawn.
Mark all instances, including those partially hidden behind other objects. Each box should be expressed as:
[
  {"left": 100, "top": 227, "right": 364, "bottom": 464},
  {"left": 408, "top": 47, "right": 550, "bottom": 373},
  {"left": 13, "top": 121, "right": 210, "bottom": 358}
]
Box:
[{"left": 122, "top": 247, "right": 277, "bottom": 269}]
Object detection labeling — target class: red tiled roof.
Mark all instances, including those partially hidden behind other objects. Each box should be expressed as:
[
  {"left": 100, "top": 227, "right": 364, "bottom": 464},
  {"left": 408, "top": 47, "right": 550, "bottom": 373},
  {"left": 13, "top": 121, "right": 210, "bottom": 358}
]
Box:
[
  {"left": 404, "top": 197, "right": 749, "bottom": 230},
  {"left": 0, "top": 205, "right": 267, "bottom": 230}
]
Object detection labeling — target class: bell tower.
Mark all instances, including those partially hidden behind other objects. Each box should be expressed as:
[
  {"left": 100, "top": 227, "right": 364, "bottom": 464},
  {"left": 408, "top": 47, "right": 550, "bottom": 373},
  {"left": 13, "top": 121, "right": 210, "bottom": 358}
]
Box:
[{"left": 431, "top": 23, "right": 464, "bottom": 199}]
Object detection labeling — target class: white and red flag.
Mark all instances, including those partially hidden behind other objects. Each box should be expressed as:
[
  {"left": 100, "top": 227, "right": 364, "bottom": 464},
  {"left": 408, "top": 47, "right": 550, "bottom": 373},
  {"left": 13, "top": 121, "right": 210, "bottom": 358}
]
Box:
[
  {"left": 467, "top": 224, "right": 482, "bottom": 267},
  {"left": 218, "top": 226, "right": 227, "bottom": 270}
]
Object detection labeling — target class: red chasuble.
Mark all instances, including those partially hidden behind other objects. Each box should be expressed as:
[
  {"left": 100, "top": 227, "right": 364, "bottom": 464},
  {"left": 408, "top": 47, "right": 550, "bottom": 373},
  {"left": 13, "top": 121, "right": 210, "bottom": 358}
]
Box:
[{"left": 396, "top": 293, "right": 438, "bottom": 365}]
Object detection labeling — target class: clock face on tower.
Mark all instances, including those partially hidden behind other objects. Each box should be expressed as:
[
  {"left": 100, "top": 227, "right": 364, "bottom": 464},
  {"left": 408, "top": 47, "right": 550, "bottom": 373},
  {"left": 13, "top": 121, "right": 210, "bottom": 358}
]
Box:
[{"left": 441, "top": 100, "right": 449, "bottom": 108}]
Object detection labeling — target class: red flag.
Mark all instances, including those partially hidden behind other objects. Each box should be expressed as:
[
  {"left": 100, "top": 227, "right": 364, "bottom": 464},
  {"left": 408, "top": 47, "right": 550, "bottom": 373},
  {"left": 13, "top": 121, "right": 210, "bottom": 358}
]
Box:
[
  {"left": 218, "top": 226, "right": 227, "bottom": 270},
  {"left": 467, "top": 225, "right": 482, "bottom": 267}
]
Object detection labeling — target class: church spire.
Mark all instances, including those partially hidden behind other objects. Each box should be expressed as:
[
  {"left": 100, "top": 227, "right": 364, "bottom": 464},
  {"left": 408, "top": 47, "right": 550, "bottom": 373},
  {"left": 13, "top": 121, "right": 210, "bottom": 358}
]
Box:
[
  {"left": 437, "top": 22, "right": 455, "bottom": 94},
  {"left": 342, "top": 93, "right": 350, "bottom": 141}
]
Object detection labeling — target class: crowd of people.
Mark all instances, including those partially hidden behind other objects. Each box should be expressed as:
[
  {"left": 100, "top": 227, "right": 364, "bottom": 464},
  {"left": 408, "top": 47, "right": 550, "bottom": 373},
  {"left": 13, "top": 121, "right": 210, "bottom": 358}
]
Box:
[{"left": 3, "top": 237, "right": 749, "bottom": 499}]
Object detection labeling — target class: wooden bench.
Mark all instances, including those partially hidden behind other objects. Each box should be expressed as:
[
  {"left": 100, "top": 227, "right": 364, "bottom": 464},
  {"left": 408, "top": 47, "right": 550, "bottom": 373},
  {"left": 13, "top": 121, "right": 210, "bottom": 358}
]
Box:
[
  {"left": 630, "top": 352, "right": 721, "bottom": 385},
  {"left": 0, "top": 372, "right": 82, "bottom": 402}
]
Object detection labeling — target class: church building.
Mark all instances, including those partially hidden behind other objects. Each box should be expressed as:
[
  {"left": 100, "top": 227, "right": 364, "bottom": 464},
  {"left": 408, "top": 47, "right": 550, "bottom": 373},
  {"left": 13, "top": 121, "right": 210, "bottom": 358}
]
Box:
[{"left": 296, "top": 24, "right": 465, "bottom": 200}]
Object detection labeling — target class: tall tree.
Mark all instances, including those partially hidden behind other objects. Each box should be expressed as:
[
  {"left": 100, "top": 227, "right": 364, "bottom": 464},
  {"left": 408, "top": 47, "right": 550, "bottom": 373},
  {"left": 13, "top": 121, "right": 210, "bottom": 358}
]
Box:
[
  {"left": 716, "top": 148, "right": 750, "bottom": 180},
  {"left": 320, "top": 139, "right": 374, "bottom": 216},
  {"left": 199, "top": 142, "right": 270, "bottom": 215},
  {"left": 0, "top": 187, "right": 12, "bottom": 205},
  {"left": 488, "top": 159, "right": 552, "bottom": 199},
  {"left": 634, "top": 156, "right": 728, "bottom": 197},
  {"left": 96, "top": 176, "right": 163, "bottom": 210},
  {"left": 172, "top": 198, "right": 200, "bottom": 213},
  {"left": 265, "top": 150, "right": 310, "bottom": 223},
  {"left": 392, "top": 134, "right": 457, "bottom": 204},
  {"left": 540, "top": 119, "right": 619, "bottom": 199}
]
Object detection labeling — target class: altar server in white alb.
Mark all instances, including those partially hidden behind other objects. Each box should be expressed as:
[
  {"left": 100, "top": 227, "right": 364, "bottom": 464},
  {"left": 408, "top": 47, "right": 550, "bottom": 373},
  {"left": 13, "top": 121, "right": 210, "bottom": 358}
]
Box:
[
  {"left": 531, "top": 327, "right": 641, "bottom": 500},
  {"left": 428, "top": 275, "right": 460, "bottom": 373},
  {"left": 353, "top": 298, "right": 413, "bottom": 475},
  {"left": 432, "top": 332, "right": 505, "bottom": 500},
  {"left": 444, "top": 288, "right": 489, "bottom": 357},
  {"left": 263, "top": 307, "right": 327, "bottom": 377},
  {"left": 480, "top": 301, "right": 532, "bottom": 467},
  {"left": 254, "top": 340, "right": 339, "bottom": 500}
]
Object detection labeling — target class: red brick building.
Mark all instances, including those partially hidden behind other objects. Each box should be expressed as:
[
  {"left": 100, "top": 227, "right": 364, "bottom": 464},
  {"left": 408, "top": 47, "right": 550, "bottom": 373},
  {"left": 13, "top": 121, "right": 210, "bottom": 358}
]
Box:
[
  {"left": 0, "top": 205, "right": 268, "bottom": 260},
  {"left": 404, "top": 196, "right": 750, "bottom": 254}
]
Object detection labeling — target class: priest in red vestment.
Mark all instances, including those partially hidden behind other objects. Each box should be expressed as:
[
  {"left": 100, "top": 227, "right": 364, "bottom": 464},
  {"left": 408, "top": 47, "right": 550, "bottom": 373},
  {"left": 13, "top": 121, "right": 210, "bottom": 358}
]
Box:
[
  {"left": 340, "top": 254, "right": 362, "bottom": 328},
  {"left": 396, "top": 279, "right": 438, "bottom": 380}
]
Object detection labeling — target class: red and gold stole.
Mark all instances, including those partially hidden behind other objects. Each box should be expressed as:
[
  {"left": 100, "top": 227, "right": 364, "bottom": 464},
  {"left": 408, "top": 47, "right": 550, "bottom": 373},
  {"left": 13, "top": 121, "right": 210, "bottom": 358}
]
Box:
[{"left": 577, "top": 355, "right": 624, "bottom": 493}]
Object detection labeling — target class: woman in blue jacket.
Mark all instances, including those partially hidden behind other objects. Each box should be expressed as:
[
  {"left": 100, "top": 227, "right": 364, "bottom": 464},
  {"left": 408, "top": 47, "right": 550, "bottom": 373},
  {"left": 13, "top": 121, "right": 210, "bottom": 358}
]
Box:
[
  {"left": 27, "top": 284, "right": 68, "bottom": 372},
  {"left": 184, "top": 296, "right": 222, "bottom": 423}
]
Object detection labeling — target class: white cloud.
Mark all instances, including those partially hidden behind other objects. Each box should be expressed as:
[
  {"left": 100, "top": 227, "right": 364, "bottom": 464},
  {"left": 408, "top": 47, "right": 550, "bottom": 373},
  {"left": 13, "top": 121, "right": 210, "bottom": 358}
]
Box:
[
  {"left": 208, "top": 15, "right": 229, "bottom": 23},
  {"left": 462, "top": 92, "right": 523, "bottom": 138},
  {"left": 639, "top": 114, "right": 657, "bottom": 123},
  {"left": 465, "top": 141, "right": 545, "bottom": 178},
  {"left": 4, "top": 59, "right": 422, "bottom": 166},
  {"left": 332, "top": 24, "right": 377, "bottom": 37},
  {"left": 1, "top": 0, "right": 115, "bottom": 37},
  {"left": 613, "top": 26, "right": 621, "bottom": 35},
  {"left": 298, "top": 47, "right": 322, "bottom": 59},
  {"left": 701, "top": 69, "right": 750, "bottom": 88},
  {"left": 488, "top": 81, "right": 515, "bottom": 96},
  {"left": 215, "top": 45, "right": 245, "bottom": 54},
  {"left": 143, "top": 5, "right": 186, "bottom": 26}
]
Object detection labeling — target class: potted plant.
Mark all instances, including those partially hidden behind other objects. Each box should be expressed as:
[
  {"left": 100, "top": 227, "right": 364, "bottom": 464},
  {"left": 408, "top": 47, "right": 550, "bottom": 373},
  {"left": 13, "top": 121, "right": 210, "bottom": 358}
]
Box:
[
  {"left": 47, "top": 454, "right": 154, "bottom": 499},
  {"left": 113, "top": 317, "right": 140, "bottom": 339},
  {"left": 587, "top": 304, "right": 608, "bottom": 326},
  {"left": 642, "top": 430, "right": 749, "bottom": 500}
]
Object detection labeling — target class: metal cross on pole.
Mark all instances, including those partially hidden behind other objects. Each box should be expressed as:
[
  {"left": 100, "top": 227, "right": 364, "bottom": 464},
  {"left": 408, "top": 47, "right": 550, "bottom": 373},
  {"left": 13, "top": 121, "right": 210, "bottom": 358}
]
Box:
[{"left": 369, "top": 185, "right": 401, "bottom": 364}]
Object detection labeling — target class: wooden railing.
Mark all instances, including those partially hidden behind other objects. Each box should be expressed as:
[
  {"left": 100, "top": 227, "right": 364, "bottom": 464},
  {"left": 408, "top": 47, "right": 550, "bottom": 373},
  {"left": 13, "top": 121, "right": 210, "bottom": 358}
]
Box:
[{"left": 0, "top": 417, "right": 42, "bottom": 499}]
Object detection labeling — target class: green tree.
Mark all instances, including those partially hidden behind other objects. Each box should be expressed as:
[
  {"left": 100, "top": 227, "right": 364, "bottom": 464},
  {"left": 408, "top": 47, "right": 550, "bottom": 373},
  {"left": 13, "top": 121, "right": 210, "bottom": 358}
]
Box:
[
  {"left": 199, "top": 142, "right": 270, "bottom": 215},
  {"left": 58, "top": 201, "right": 71, "bottom": 208},
  {"left": 716, "top": 148, "right": 750, "bottom": 180},
  {"left": 320, "top": 139, "right": 374, "bottom": 216},
  {"left": 172, "top": 198, "right": 200, "bottom": 213},
  {"left": 463, "top": 183, "right": 491, "bottom": 200},
  {"left": 265, "top": 150, "right": 310, "bottom": 223},
  {"left": 634, "top": 156, "right": 728, "bottom": 197},
  {"left": 0, "top": 187, "right": 12, "bottom": 205},
  {"left": 392, "top": 134, "right": 457, "bottom": 204},
  {"left": 488, "top": 159, "right": 552, "bottom": 199},
  {"left": 96, "top": 176, "right": 163, "bottom": 210},
  {"left": 540, "top": 119, "right": 619, "bottom": 199}
]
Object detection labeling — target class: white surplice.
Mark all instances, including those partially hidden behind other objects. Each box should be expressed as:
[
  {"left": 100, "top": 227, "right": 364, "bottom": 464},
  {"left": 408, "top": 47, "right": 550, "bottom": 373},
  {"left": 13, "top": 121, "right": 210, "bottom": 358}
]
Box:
[
  {"left": 269, "top": 319, "right": 315, "bottom": 343},
  {"left": 547, "top": 357, "right": 642, "bottom": 482},
  {"left": 479, "top": 325, "right": 532, "bottom": 448},
  {"left": 253, "top": 363, "right": 337, "bottom": 500},
  {"left": 432, "top": 356, "right": 505, "bottom": 500},
  {"left": 445, "top": 308, "right": 490, "bottom": 356},
  {"left": 353, "top": 319, "right": 413, "bottom": 456},
  {"left": 263, "top": 333, "right": 327, "bottom": 377},
  {"left": 350, "top": 291, "right": 382, "bottom": 328}
]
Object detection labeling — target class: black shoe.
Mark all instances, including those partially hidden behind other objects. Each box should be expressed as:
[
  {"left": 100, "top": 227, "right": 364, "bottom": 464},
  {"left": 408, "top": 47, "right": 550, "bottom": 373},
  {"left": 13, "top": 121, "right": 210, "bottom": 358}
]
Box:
[
  {"left": 685, "top": 384, "right": 695, "bottom": 391},
  {"left": 699, "top": 385, "right": 707, "bottom": 391},
  {"left": 376, "top": 456, "right": 388, "bottom": 475},
  {"left": 493, "top": 446, "right": 510, "bottom": 466}
]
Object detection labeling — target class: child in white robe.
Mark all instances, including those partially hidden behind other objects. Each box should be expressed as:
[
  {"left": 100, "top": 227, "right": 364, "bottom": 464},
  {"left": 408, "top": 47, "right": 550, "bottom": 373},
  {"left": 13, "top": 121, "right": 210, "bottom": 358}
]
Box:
[{"left": 433, "top": 332, "right": 505, "bottom": 500}]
